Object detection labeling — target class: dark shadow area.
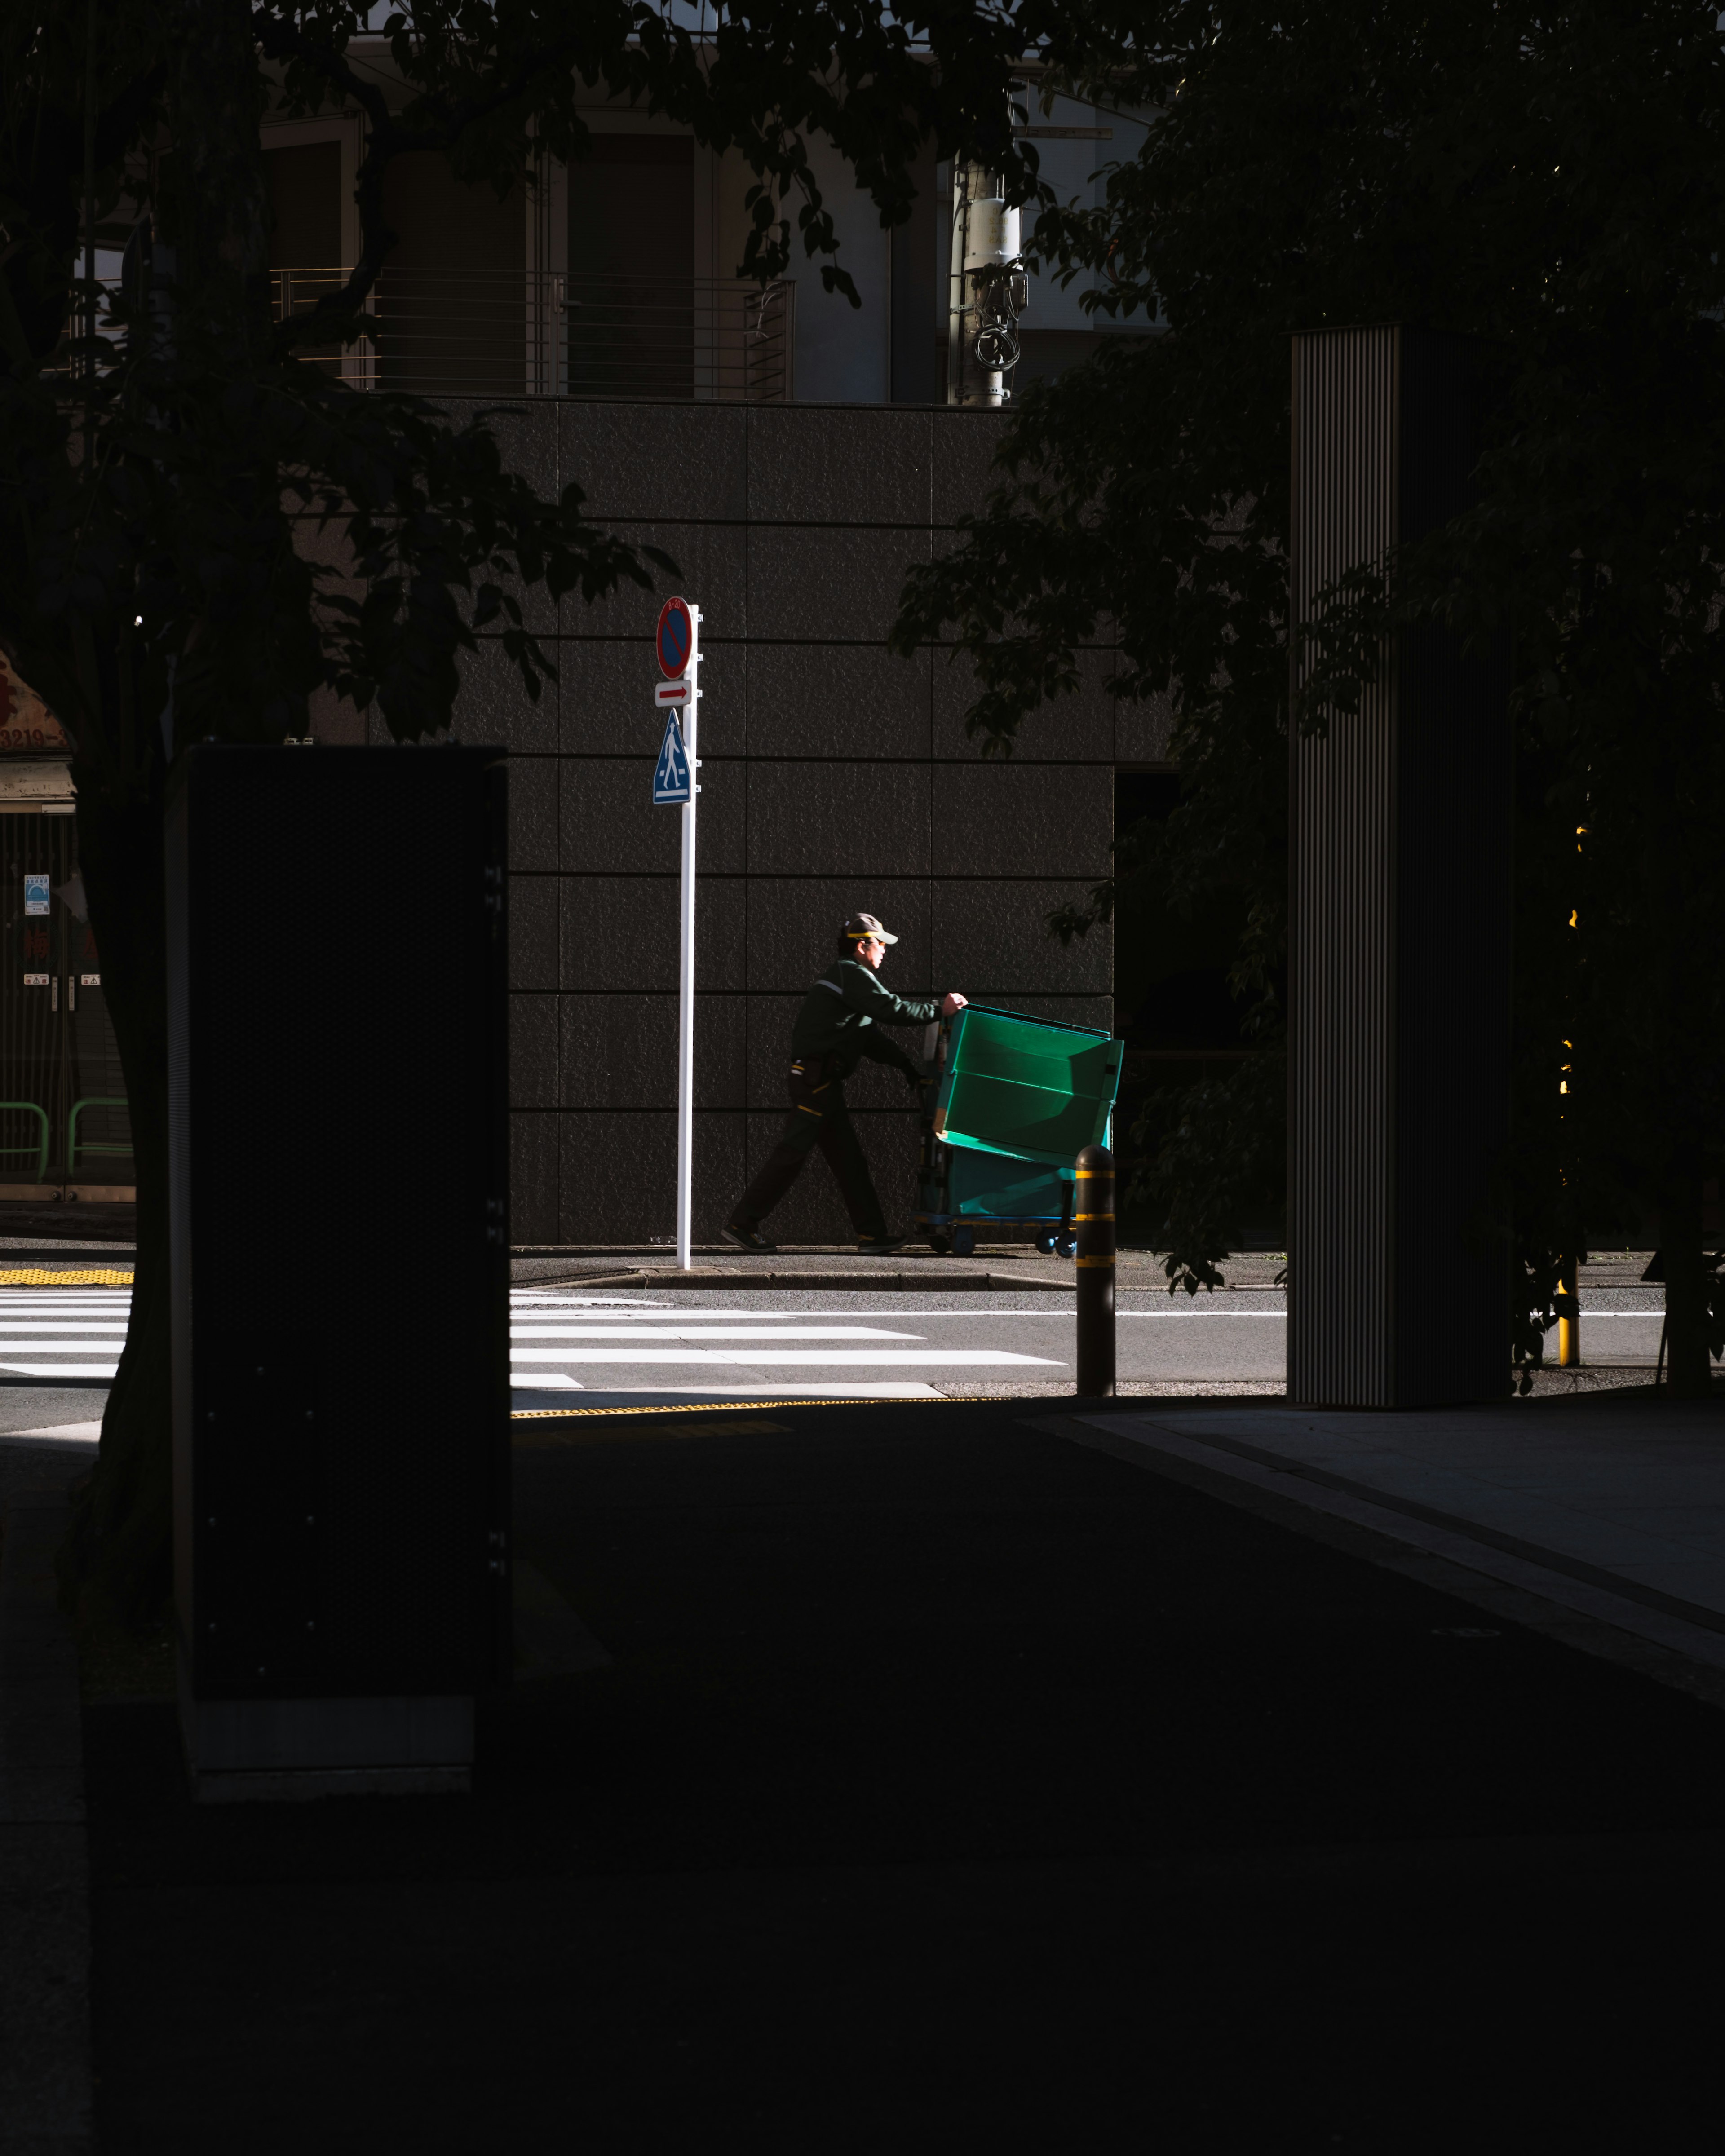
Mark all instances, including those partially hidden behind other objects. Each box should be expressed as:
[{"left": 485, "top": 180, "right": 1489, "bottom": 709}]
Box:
[
  {"left": 1114, "top": 771, "right": 1250, "bottom": 1056},
  {"left": 0, "top": 1202, "right": 133, "bottom": 1241},
  {"left": 88, "top": 1400, "right": 1725, "bottom": 2151},
  {"left": 1110, "top": 773, "right": 1282, "bottom": 1248}
]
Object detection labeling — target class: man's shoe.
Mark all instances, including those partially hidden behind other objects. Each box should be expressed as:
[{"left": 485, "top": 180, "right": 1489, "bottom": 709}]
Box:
[
  {"left": 855, "top": 1234, "right": 910, "bottom": 1256},
  {"left": 721, "top": 1223, "right": 776, "bottom": 1253}
]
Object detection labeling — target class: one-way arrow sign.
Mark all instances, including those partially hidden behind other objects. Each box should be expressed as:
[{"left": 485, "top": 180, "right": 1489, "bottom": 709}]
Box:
[{"left": 652, "top": 710, "right": 692, "bottom": 804}]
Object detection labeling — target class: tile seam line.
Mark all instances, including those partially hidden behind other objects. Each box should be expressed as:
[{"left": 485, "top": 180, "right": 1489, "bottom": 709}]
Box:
[
  {"left": 514, "top": 871, "right": 1115, "bottom": 878},
  {"left": 522, "top": 519, "right": 984, "bottom": 532},
  {"left": 514, "top": 983, "right": 1107, "bottom": 990},
  {"left": 1124, "top": 1416, "right": 1725, "bottom": 1640},
  {"left": 520, "top": 759, "right": 1119, "bottom": 771},
  {"left": 529, "top": 638, "right": 1116, "bottom": 652}
]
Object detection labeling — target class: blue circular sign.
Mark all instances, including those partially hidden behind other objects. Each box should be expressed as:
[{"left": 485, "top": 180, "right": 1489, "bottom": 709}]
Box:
[{"left": 656, "top": 597, "right": 694, "bottom": 679}]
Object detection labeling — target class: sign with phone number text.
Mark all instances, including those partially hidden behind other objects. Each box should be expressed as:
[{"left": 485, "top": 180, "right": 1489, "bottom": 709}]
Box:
[{"left": 0, "top": 654, "right": 69, "bottom": 751}]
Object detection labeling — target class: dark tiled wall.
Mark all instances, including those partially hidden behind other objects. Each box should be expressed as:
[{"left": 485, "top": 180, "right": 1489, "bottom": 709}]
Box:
[{"left": 434, "top": 402, "right": 1162, "bottom": 1245}]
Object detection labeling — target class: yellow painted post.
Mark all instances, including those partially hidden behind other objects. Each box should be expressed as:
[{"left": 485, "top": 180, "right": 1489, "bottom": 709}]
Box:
[
  {"left": 1555, "top": 1256, "right": 1580, "bottom": 1367},
  {"left": 1075, "top": 1144, "right": 1115, "bottom": 1397}
]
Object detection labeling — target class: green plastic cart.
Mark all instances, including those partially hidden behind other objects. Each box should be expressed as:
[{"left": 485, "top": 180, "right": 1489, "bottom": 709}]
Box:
[{"left": 915, "top": 1004, "right": 1123, "bottom": 1257}]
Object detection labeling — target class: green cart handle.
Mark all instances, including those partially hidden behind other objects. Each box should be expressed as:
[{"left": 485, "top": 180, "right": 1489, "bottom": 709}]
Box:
[
  {"left": 68, "top": 1096, "right": 132, "bottom": 1175},
  {"left": 0, "top": 1101, "right": 49, "bottom": 1183}
]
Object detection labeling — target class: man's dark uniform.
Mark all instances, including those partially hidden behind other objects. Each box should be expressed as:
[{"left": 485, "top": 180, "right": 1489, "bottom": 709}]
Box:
[{"left": 731, "top": 937, "right": 938, "bottom": 1242}]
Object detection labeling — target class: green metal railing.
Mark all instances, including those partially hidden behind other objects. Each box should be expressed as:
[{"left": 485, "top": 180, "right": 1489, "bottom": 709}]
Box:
[
  {"left": 0, "top": 1098, "right": 133, "bottom": 1183},
  {"left": 0, "top": 1102, "right": 49, "bottom": 1183},
  {"left": 68, "top": 1097, "right": 131, "bottom": 1175}
]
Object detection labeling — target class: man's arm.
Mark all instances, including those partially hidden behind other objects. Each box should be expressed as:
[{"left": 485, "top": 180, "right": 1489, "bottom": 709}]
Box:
[
  {"left": 837, "top": 963, "right": 940, "bottom": 1028},
  {"left": 855, "top": 1029, "right": 926, "bottom": 1083}
]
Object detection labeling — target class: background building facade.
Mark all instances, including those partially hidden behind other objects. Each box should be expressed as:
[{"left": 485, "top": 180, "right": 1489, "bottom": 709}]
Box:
[
  {"left": 262, "top": 71, "right": 1164, "bottom": 1244},
  {"left": 457, "top": 405, "right": 1155, "bottom": 1250},
  {"left": 5, "top": 71, "right": 1168, "bottom": 1235},
  {"left": 325, "top": 399, "right": 1163, "bottom": 1244}
]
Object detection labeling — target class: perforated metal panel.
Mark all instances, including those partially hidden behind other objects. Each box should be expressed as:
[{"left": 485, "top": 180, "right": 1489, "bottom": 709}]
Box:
[
  {"left": 1289, "top": 327, "right": 1511, "bottom": 1407},
  {"left": 169, "top": 747, "right": 509, "bottom": 1704}
]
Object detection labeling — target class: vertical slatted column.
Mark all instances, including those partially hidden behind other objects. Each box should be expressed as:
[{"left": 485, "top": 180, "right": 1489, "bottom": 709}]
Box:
[
  {"left": 1289, "top": 327, "right": 1399, "bottom": 1406},
  {"left": 1288, "top": 327, "right": 1510, "bottom": 1408}
]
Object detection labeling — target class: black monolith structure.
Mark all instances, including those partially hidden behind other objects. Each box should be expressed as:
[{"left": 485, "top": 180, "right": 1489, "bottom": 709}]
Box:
[
  {"left": 1288, "top": 326, "right": 1511, "bottom": 1406},
  {"left": 168, "top": 744, "right": 510, "bottom": 1798}
]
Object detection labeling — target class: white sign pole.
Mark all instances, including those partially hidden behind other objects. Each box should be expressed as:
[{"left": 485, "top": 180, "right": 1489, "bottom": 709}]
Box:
[{"left": 676, "top": 611, "right": 701, "bottom": 1272}]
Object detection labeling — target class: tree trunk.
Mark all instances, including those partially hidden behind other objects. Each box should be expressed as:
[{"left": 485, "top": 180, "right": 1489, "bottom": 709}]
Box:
[
  {"left": 1660, "top": 1174, "right": 1711, "bottom": 1400},
  {"left": 57, "top": 0, "right": 272, "bottom": 1624},
  {"left": 58, "top": 767, "right": 171, "bottom": 1624}
]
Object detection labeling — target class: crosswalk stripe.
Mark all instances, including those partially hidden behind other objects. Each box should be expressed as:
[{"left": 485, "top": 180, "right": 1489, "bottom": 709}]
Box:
[
  {"left": 0, "top": 1285, "right": 122, "bottom": 1383},
  {"left": 0, "top": 1320, "right": 129, "bottom": 1328},
  {"left": 0, "top": 1362, "right": 122, "bottom": 1377},
  {"left": 0, "top": 1300, "right": 132, "bottom": 1309},
  {"left": 509, "top": 1325, "right": 920, "bottom": 1341},
  {"left": 0, "top": 1288, "right": 1078, "bottom": 1399},
  {"left": 508, "top": 1348, "right": 1061, "bottom": 1367}
]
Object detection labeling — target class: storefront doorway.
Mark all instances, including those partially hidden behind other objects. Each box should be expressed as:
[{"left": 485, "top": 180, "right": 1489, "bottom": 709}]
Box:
[{"left": 0, "top": 800, "right": 132, "bottom": 1201}]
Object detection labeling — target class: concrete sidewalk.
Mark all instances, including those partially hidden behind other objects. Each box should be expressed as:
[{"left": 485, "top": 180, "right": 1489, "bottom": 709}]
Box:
[
  {"left": 79, "top": 1392, "right": 1725, "bottom": 2148},
  {"left": 510, "top": 1243, "right": 1293, "bottom": 1292},
  {"left": 0, "top": 1489, "right": 93, "bottom": 2156},
  {"left": 1070, "top": 1392, "right": 1725, "bottom": 1702},
  {"left": 512, "top": 1245, "right": 1656, "bottom": 1290}
]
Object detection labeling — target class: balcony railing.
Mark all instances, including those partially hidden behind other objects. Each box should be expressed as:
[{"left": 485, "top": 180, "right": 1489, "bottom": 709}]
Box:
[{"left": 270, "top": 269, "right": 794, "bottom": 402}]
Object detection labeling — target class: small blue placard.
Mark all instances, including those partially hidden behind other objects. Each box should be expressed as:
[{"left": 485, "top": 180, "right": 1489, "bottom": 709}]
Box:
[
  {"left": 23, "top": 874, "right": 49, "bottom": 916},
  {"left": 652, "top": 712, "right": 691, "bottom": 805}
]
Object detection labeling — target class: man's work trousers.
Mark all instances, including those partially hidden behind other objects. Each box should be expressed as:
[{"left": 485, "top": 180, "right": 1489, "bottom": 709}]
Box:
[{"left": 733, "top": 1062, "right": 888, "bottom": 1239}]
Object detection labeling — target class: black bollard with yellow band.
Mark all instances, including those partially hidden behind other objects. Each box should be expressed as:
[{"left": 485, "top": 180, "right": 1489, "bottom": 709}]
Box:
[{"left": 1074, "top": 1143, "right": 1115, "bottom": 1397}]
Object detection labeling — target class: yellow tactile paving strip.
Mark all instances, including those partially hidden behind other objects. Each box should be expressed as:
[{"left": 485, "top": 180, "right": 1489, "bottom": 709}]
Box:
[
  {"left": 509, "top": 1395, "right": 972, "bottom": 1442},
  {"left": 0, "top": 1268, "right": 133, "bottom": 1286},
  {"left": 514, "top": 1398, "right": 844, "bottom": 1420},
  {"left": 510, "top": 1394, "right": 962, "bottom": 1420},
  {"left": 509, "top": 1397, "right": 983, "bottom": 1449}
]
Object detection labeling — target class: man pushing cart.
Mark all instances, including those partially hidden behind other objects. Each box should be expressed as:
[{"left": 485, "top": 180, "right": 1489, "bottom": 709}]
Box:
[{"left": 722, "top": 912, "right": 966, "bottom": 1255}]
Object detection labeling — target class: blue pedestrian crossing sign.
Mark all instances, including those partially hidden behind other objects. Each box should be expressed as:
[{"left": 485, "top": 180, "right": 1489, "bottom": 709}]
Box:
[{"left": 652, "top": 711, "right": 692, "bottom": 805}]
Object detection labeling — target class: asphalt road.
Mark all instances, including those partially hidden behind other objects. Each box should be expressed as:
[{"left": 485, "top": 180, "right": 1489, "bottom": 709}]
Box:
[
  {"left": 508, "top": 1286, "right": 1291, "bottom": 1401},
  {"left": 0, "top": 1281, "right": 1674, "bottom": 1432},
  {"left": 507, "top": 1283, "right": 1672, "bottom": 1404}
]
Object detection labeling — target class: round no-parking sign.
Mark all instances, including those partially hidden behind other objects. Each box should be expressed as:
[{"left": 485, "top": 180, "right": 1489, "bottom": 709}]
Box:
[{"left": 655, "top": 596, "right": 696, "bottom": 680}]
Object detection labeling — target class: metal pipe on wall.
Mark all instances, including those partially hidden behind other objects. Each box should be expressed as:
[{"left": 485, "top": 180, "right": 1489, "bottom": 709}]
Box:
[{"left": 946, "top": 162, "right": 1022, "bottom": 408}]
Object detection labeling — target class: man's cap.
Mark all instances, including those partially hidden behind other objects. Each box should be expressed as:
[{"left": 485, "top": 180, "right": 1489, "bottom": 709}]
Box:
[{"left": 842, "top": 912, "right": 898, "bottom": 945}]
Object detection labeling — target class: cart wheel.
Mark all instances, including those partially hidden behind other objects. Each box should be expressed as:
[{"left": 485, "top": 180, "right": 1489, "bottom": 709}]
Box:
[
  {"left": 1034, "top": 1232, "right": 1057, "bottom": 1255},
  {"left": 1056, "top": 1233, "right": 1077, "bottom": 1259},
  {"left": 952, "top": 1226, "right": 977, "bottom": 1258},
  {"left": 929, "top": 1231, "right": 952, "bottom": 1256}
]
